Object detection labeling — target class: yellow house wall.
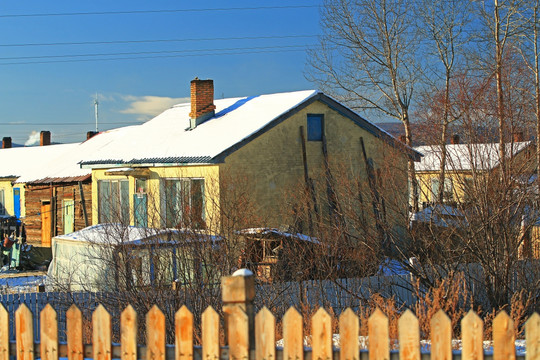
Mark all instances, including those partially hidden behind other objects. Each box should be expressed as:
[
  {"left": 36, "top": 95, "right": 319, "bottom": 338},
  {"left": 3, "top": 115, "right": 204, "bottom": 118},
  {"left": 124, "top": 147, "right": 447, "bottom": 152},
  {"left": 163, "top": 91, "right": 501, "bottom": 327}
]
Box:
[
  {"left": 415, "top": 171, "right": 472, "bottom": 205},
  {"left": 222, "top": 100, "right": 409, "bottom": 229},
  {"left": 0, "top": 180, "right": 14, "bottom": 216},
  {"left": 91, "top": 165, "right": 220, "bottom": 228},
  {"left": 0, "top": 180, "right": 25, "bottom": 218}
]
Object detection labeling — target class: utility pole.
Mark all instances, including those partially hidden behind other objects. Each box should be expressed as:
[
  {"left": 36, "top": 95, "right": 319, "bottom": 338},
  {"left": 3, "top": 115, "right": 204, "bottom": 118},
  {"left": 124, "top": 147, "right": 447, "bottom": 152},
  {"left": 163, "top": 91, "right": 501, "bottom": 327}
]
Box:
[{"left": 94, "top": 93, "right": 99, "bottom": 132}]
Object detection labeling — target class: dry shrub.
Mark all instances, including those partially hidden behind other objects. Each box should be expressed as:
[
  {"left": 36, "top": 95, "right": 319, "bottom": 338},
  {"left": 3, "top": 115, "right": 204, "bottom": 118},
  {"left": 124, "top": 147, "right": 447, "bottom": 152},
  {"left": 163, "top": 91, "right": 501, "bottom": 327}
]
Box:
[
  {"left": 413, "top": 272, "right": 473, "bottom": 339},
  {"left": 483, "top": 289, "right": 533, "bottom": 340},
  {"left": 358, "top": 294, "right": 401, "bottom": 348}
]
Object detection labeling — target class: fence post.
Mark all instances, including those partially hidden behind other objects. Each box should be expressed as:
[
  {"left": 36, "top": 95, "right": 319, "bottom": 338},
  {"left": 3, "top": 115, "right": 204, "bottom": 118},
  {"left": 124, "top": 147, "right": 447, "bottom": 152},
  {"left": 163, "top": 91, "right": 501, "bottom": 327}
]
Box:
[{"left": 221, "top": 268, "right": 255, "bottom": 359}]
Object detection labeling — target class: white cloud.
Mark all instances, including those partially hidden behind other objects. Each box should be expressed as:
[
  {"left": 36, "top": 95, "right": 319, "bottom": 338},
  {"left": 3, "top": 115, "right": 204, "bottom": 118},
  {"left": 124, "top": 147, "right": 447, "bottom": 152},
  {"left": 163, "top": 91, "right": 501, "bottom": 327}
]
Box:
[
  {"left": 24, "top": 130, "right": 40, "bottom": 146},
  {"left": 120, "top": 95, "right": 189, "bottom": 121}
]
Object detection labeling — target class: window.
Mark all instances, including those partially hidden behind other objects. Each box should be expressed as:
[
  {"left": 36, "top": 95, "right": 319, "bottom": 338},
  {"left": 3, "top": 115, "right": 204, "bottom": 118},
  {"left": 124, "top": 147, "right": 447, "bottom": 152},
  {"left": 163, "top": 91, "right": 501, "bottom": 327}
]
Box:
[
  {"left": 431, "top": 178, "right": 453, "bottom": 202},
  {"left": 0, "top": 190, "right": 5, "bottom": 215},
  {"left": 163, "top": 178, "right": 205, "bottom": 229},
  {"left": 463, "top": 177, "right": 474, "bottom": 203},
  {"left": 98, "top": 180, "right": 129, "bottom": 224},
  {"left": 134, "top": 178, "right": 148, "bottom": 227},
  {"left": 307, "top": 114, "right": 323, "bottom": 141}
]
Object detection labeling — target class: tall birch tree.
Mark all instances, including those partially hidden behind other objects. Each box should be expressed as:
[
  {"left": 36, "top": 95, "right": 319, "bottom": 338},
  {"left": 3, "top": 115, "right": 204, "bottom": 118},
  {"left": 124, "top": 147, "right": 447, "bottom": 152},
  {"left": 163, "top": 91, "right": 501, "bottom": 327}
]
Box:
[{"left": 307, "top": 0, "right": 422, "bottom": 210}]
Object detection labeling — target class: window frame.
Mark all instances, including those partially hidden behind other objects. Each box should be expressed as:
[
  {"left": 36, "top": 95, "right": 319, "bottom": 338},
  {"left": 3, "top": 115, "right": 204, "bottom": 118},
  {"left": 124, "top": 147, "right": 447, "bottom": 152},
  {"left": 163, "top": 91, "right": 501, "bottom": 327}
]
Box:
[
  {"left": 162, "top": 178, "right": 205, "bottom": 229},
  {"left": 97, "top": 179, "right": 130, "bottom": 224},
  {"left": 307, "top": 114, "right": 324, "bottom": 141}
]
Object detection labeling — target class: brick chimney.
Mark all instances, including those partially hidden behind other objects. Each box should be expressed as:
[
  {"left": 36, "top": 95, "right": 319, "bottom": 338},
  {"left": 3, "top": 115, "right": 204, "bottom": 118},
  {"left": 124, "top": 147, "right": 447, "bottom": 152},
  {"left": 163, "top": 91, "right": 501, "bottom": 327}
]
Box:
[
  {"left": 40, "top": 131, "right": 51, "bottom": 146},
  {"left": 2, "top": 137, "right": 12, "bottom": 149},
  {"left": 189, "top": 78, "right": 216, "bottom": 129},
  {"left": 450, "top": 134, "right": 460, "bottom": 144},
  {"left": 513, "top": 131, "right": 524, "bottom": 142},
  {"left": 86, "top": 131, "right": 98, "bottom": 140}
]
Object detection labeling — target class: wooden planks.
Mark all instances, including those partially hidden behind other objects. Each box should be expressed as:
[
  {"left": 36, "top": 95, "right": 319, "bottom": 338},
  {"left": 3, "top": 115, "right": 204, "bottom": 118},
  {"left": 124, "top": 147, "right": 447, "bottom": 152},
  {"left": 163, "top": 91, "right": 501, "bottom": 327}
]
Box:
[
  {"left": 15, "top": 304, "right": 34, "bottom": 360},
  {"left": 121, "top": 305, "right": 137, "bottom": 360},
  {"left": 283, "top": 307, "right": 303, "bottom": 360},
  {"left": 40, "top": 305, "right": 58, "bottom": 360},
  {"left": 431, "top": 310, "right": 452, "bottom": 360},
  {"left": 368, "top": 308, "right": 389, "bottom": 360},
  {"left": 0, "top": 304, "right": 9, "bottom": 360},
  {"left": 255, "top": 307, "right": 275, "bottom": 360},
  {"left": 1, "top": 301, "right": 540, "bottom": 360},
  {"left": 175, "top": 306, "right": 193, "bottom": 360},
  {"left": 461, "top": 310, "right": 484, "bottom": 360},
  {"left": 66, "top": 305, "right": 83, "bottom": 360},
  {"left": 92, "top": 305, "right": 111, "bottom": 360}
]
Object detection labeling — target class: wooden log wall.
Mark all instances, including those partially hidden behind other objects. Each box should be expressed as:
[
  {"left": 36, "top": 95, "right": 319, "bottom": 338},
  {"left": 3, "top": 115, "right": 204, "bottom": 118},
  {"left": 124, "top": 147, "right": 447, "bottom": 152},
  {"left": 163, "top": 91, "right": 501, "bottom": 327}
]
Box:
[{"left": 23, "top": 182, "right": 92, "bottom": 246}]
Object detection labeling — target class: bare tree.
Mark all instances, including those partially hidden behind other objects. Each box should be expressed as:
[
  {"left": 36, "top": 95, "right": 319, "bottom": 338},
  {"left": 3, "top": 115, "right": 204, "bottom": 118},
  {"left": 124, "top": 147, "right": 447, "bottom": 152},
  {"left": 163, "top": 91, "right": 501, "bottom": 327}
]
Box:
[
  {"left": 474, "top": 0, "right": 531, "bottom": 179},
  {"left": 416, "top": 0, "right": 472, "bottom": 203},
  {"left": 308, "top": 0, "right": 422, "bottom": 210}
]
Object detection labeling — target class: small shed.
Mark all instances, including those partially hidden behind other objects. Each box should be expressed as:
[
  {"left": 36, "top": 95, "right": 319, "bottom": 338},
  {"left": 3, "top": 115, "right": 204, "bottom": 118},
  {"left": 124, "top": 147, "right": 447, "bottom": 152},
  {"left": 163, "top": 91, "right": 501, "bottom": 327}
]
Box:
[
  {"left": 48, "top": 224, "right": 222, "bottom": 291},
  {"left": 237, "top": 228, "right": 321, "bottom": 282}
]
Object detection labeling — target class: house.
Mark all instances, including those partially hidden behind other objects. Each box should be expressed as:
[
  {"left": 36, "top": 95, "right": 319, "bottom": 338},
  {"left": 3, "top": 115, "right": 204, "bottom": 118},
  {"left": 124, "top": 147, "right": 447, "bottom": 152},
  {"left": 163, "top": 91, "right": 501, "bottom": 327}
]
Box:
[
  {"left": 0, "top": 133, "right": 80, "bottom": 243},
  {"left": 413, "top": 134, "right": 534, "bottom": 207},
  {"left": 79, "top": 78, "right": 420, "bottom": 238},
  {"left": 14, "top": 128, "right": 134, "bottom": 247}
]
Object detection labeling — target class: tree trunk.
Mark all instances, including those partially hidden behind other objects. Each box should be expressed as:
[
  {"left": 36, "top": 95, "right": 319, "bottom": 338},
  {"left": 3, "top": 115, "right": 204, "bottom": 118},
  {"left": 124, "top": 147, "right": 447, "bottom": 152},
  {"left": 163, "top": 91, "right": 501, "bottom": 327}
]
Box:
[
  {"left": 438, "top": 72, "right": 452, "bottom": 204},
  {"left": 495, "top": 0, "right": 507, "bottom": 180},
  {"left": 403, "top": 109, "right": 418, "bottom": 212}
]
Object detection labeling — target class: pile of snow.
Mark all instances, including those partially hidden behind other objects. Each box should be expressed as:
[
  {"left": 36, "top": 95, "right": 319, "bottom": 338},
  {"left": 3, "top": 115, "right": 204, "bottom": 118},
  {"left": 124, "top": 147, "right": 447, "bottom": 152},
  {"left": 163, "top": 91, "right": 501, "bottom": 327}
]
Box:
[{"left": 276, "top": 335, "right": 526, "bottom": 355}]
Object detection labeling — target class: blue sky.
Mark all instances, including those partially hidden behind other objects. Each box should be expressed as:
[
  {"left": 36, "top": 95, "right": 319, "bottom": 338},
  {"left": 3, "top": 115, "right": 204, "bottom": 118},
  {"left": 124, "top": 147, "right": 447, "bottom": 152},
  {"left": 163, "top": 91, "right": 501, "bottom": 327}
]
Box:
[{"left": 0, "top": 1, "right": 321, "bottom": 145}]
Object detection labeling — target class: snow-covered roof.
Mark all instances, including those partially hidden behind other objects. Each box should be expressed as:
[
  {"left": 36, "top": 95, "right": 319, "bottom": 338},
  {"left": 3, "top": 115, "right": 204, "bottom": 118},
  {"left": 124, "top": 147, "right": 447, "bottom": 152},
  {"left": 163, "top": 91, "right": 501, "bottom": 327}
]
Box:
[
  {"left": 239, "top": 227, "right": 320, "bottom": 244},
  {"left": 0, "top": 143, "right": 79, "bottom": 180},
  {"left": 80, "top": 90, "right": 319, "bottom": 166},
  {"left": 79, "top": 90, "right": 419, "bottom": 166},
  {"left": 54, "top": 223, "right": 222, "bottom": 245},
  {"left": 414, "top": 141, "right": 531, "bottom": 172},
  {"left": 410, "top": 204, "right": 466, "bottom": 228},
  {"left": 15, "top": 127, "right": 137, "bottom": 184}
]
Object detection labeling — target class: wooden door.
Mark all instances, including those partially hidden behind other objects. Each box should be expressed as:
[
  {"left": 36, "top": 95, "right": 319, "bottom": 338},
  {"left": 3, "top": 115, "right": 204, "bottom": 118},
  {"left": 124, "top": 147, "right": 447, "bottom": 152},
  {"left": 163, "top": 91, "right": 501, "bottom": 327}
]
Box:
[
  {"left": 63, "top": 199, "right": 74, "bottom": 234},
  {"left": 41, "top": 203, "right": 51, "bottom": 247}
]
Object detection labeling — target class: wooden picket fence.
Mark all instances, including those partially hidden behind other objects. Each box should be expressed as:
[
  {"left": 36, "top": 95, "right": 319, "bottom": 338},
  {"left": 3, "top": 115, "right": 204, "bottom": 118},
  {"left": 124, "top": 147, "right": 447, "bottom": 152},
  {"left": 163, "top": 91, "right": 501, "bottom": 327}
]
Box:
[{"left": 0, "top": 273, "right": 539, "bottom": 360}]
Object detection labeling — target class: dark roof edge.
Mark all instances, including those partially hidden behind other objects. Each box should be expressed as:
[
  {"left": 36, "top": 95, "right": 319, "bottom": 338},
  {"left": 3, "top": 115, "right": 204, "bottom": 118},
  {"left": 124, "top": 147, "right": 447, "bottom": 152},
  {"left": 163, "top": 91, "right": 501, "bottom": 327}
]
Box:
[
  {"left": 213, "top": 92, "right": 422, "bottom": 162},
  {"left": 81, "top": 156, "right": 215, "bottom": 168}
]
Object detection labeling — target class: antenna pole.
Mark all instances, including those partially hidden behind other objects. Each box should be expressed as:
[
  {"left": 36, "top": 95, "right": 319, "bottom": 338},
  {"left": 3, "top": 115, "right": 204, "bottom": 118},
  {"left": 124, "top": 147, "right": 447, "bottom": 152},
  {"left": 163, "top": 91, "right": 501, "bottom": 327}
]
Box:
[{"left": 94, "top": 93, "right": 99, "bottom": 132}]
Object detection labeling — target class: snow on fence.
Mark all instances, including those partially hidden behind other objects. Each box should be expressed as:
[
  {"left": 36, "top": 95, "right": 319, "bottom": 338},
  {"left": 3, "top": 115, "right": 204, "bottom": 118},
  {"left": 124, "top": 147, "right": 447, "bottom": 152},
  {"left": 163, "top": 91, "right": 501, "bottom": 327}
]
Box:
[{"left": 0, "top": 271, "right": 538, "bottom": 360}]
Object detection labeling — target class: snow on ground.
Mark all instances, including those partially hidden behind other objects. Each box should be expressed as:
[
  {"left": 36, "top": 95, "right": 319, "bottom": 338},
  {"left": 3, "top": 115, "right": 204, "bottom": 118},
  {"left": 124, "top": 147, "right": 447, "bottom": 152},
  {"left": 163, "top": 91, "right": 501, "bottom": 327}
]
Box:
[
  {"left": 0, "top": 271, "right": 46, "bottom": 293},
  {"left": 276, "top": 335, "right": 527, "bottom": 355}
]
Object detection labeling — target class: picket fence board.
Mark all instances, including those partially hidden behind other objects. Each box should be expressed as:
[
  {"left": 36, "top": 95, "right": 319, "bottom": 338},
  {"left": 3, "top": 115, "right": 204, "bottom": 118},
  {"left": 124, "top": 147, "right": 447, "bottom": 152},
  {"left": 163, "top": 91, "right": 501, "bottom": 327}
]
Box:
[
  {"left": 41, "top": 304, "right": 58, "bottom": 360},
  {"left": 15, "top": 304, "right": 34, "bottom": 360},
  {"left": 66, "top": 305, "right": 83, "bottom": 360},
  {"left": 202, "top": 306, "right": 219, "bottom": 360},
  {"left": 147, "top": 306, "right": 166, "bottom": 360},
  {"left": 525, "top": 312, "right": 540, "bottom": 360},
  {"left": 398, "top": 309, "right": 420, "bottom": 360},
  {"left": 121, "top": 305, "right": 137, "bottom": 360},
  {"left": 339, "top": 308, "right": 358, "bottom": 360},
  {"left": 92, "top": 305, "right": 111, "bottom": 360},
  {"left": 493, "top": 311, "right": 515, "bottom": 360},
  {"left": 0, "top": 304, "right": 8, "bottom": 360},
  {"left": 175, "top": 305, "right": 193, "bottom": 360},
  {"left": 283, "top": 307, "right": 303, "bottom": 360},
  {"left": 312, "top": 308, "right": 332, "bottom": 360},
  {"left": 255, "top": 307, "right": 275, "bottom": 360},
  {"left": 368, "top": 308, "right": 389, "bottom": 360},
  {"left": 430, "top": 309, "right": 452, "bottom": 360},
  {"left": 461, "top": 310, "right": 483, "bottom": 360}
]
